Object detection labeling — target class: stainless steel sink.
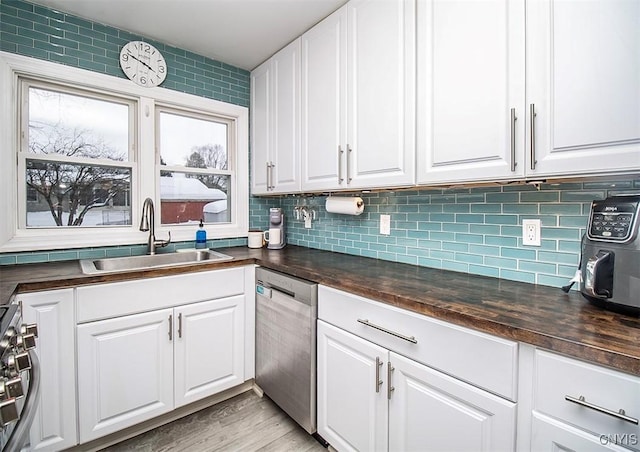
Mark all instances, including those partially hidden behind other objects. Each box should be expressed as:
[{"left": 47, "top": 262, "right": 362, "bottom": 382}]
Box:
[{"left": 80, "top": 249, "right": 234, "bottom": 274}]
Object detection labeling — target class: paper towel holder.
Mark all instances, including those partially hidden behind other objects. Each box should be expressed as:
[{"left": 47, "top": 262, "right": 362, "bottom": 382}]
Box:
[
  {"left": 326, "top": 194, "right": 364, "bottom": 206},
  {"left": 325, "top": 195, "right": 365, "bottom": 215}
]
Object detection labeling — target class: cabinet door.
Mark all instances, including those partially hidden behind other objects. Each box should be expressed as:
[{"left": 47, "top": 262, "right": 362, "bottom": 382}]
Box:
[
  {"left": 174, "top": 295, "right": 245, "bottom": 407},
  {"left": 301, "top": 6, "right": 347, "bottom": 191},
  {"left": 250, "top": 59, "right": 271, "bottom": 195},
  {"left": 389, "top": 352, "right": 516, "bottom": 452},
  {"left": 77, "top": 309, "right": 174, "bottom": 443},
  {"left": 347, "top": 0, "right": 416, "bottom": 189},
  {"left": 531, "top": 412, "right": 631, "bottom": 452},
  {"left": 417, "top": 0, "right": 526, "bottom": 184},
  {"left": 20, "top": 289, "right": 77, "bottom": 451},
  {"left": 527, "top": 0, "right": 640, "bottom": 177},
  {"left": 270, "top": 39, "right": 301, "bottom": 194},
  {"left": 317, "top": 321, "right": 388, "bottom": 452}
]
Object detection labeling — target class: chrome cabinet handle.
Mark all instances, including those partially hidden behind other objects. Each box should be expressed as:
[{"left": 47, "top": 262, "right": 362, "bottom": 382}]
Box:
[
  {"left": 168, "top": 314, "right": 173, "bottom": 341},
  {"left": 347, "top": 145, "right": 353, "bottom": 183},
  {"left": 565, "top": 395, "right": 639, "bottom": 425},
  {"left": 375, "top": 357, "right": 383, "bottom": 393},
  {"left": 269, "top": 162, "right": 275, "bottom": 190},
  {"left": 338, "top": 146, "right": 344, "bottom": 184},
  {"left": 529, "top": 103, "right": 537, "bottom": 170},
  {"left": 266, "top": 162, "right": 275, "bottom": 190},
  {"left": 510, "top": 108, "right": 517, "bottom": 172},
  {"left": 387, "top": 362, "right": 395, "bottom": 400},
  {"left": 357, "top": 318, "right": 417, "bottom": 344},
  {"left": 178, "top": 313, "right": 183, "bottom": 338},
  {"left": 266, "top": 162, "right": 271, "bottom": 191}
]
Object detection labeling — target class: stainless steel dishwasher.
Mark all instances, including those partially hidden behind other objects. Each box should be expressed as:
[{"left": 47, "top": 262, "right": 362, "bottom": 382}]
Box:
[{"left": 255, "top": 267, "right": 318, "bottom": 434}]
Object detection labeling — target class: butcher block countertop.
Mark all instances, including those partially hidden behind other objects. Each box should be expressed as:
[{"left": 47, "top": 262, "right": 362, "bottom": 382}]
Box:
[{"left": 1, "top": 245, "right": 639, "bottom": 375}]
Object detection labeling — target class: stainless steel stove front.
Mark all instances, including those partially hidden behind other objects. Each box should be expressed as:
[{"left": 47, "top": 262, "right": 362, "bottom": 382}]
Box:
[{"left": 0, "top": 301, "right": 40, "bottom": 452}]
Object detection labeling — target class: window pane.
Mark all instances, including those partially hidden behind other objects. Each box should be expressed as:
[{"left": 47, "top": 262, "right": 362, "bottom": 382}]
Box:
[
  {"left": 159, "top": 111, "right": 228, "bottom": 169},
  {"left": 28, "top": 87, "right": 129, "bottom": 161},
  {"left": 160, "top": 172, "right": 230, "bottom": 225},
  {"left": 26, "top": 159, "right": 131, "bottom": 227}
]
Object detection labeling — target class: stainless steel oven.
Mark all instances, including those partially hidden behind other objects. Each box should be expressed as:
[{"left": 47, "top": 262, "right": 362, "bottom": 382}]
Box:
[{"left": 0, "top": 301, "right": 40, "bottom": 451}]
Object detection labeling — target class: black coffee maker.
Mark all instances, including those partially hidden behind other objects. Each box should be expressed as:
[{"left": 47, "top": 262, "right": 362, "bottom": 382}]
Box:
[{"left": 580, "top": 195, "right": 640, "bottom": 313}]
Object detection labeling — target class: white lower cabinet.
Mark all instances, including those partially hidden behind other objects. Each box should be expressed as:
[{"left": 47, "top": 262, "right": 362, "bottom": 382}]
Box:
[
  {"left": 77, "top": 295, "right": 245, "bottom": 443},
  {"left": 531, "top": 412, "right": 630, "bottom": 452},
  {"left": 77, "top": 308, "right": 174, "bottom": 442},
  {"left": 318, "top": 320, "right": 388, "bottom": 452},
  {"left": 19, "top": 289, "right": 77, "bottom": 451},
  {"left": 318, "top": 319, "right": 516, "bottom": 452},
  {"left": 389, "top": 352, "right": 516, "bottom": 452},
  {"left": 174, "top": 295, "right": 245, "bottom": 407},
  {"left": 76, "top": 267, "right": 248, "bottom": 443},
  {"left": 529, "top": 349, "right": 640, "bottom": 452}
]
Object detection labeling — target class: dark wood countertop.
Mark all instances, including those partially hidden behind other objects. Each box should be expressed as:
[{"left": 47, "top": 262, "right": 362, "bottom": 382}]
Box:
[{"left": 1, "top": 245, "right": 638, "bottom": 375}]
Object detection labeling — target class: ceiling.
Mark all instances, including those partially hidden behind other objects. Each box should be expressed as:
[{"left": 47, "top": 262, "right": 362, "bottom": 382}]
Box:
[{"left": 28, "top": 0, "right": 348, "bottom": 71}]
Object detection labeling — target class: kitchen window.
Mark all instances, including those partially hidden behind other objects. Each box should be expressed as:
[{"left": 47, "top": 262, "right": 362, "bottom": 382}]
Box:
[
  {"left": 157, "top": 108, "right": 233, "bottom": 226},
  {"left": 0, "top": 52, "right": 248, "bottom": 252},
  {"left": 20, "top": 81, "right": 135, "bottom": 229}
]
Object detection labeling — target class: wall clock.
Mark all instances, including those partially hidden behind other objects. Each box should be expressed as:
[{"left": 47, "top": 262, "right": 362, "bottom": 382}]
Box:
[{"left": 119, "top": 41, "right": 167, "bottom": 87}]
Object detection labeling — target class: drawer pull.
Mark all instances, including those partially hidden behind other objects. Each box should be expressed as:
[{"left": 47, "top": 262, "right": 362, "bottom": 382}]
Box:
[
  {"left": 565, "top": 395, "right": 639, "bottom": 425},
  {"left": 357, "top": 318, "right": 417, "bottom": 344}
]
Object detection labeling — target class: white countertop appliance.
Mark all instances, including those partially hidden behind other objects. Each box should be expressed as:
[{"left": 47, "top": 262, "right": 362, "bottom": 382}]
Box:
[
  {"left": 0, "top": 302, "right": 40, "bottom": 451},
  {"left": 581, "top": 194, "right": 640, "bottom": 314},
  {"left": 266, "top": 208, "right": 286, "bottom": 249}
]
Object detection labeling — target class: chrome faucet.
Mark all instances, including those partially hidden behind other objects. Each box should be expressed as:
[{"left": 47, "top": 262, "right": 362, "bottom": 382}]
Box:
[{"left": 139, "top": 197, "right": 171, "bottom": 255}]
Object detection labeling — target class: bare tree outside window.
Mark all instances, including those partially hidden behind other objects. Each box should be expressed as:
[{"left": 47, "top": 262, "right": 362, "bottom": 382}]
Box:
[
  {"left": 158, "top": 110, "right": 231, "bottom": 225},
  {"left": 25, "top": 85, "right": 132, "bottom": 227},
  {"left": 185, "top": 144, "right": 228, "bottom": 191}
]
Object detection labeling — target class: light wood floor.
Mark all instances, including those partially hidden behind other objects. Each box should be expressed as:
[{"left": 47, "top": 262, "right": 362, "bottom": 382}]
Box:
[{"left": 100, "top": 390, "right": 327, "bottom": 452}]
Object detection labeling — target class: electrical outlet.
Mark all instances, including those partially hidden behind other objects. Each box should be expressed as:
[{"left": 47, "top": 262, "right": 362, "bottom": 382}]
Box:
[
  {"left": 522, "top": 219, "right": 541, "bottom": 246},
  {"left": 380, "top": 214, "right": 391, "bottom": 235}
]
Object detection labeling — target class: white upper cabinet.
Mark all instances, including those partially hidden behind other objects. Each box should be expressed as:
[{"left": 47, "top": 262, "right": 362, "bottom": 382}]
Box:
[
  {"left": 250, "top": 60, "right": 271, "bottom": 194},
  {"left": 416, "top": 0, "right": 526, "bottom": 184},
  {"left": 302, "top": 0, "right": 416, "bottom": 192},
  {"left": 254, "top": 0, "right": 639, "bottom": 193},
  {"left": 526, "top": 0, "right": 640, "bottom": 177},
  {"left": 250, "top": 39, "right": 301, "bottom": 194},
  {"left": 300, "top": 8, "right": 346, "bottom": 191},
  {"left": 345, "top": 0, "right": 416, "bottom": 189},
  {"left": 417, "top": 0, "right": 640, "bottom": 185}
]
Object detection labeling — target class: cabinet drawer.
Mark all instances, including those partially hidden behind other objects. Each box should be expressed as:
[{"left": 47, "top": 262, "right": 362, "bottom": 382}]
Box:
[
  {"left": 534, "top": 349, "right": 640, "bottom": 448},
  {"left": 77, "top": 267, "right": 245, "bottom": 323},
  {"left": 318, "top": 285, "right": 518, "bottom": 401}
]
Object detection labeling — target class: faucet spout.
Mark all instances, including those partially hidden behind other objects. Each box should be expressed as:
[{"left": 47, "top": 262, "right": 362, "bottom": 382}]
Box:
[{"left": 140, "top": 197, "right": 170, "bottom": 255}]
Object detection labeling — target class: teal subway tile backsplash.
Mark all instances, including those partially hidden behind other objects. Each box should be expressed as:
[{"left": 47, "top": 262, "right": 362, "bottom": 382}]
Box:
[{"left": 274, "top": 178, "right": 640, "bottom": 288}]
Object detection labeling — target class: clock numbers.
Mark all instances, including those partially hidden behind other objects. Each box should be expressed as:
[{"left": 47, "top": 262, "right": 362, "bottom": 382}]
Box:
[{"left": 119, "top": 41, "right": 167, "bottom": 88}]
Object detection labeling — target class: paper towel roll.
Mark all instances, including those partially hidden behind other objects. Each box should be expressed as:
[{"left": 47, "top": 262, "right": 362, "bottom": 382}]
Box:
[{"left": 325, "top": 197, "right": 365, "bottom": 215}]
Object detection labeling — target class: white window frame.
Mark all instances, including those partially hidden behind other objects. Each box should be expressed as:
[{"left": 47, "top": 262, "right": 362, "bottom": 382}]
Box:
[
  {"left": 0, "top": 51, "right": 249, "bottom": 253},
  {"left": 155, "top": 104, "right": 235, "bottom": 226},
  {"left": 18, "top": 78, "right": 138, "bottom": 230}
]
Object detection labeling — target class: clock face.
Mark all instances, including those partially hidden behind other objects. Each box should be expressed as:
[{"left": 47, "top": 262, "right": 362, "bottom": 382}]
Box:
[{"left": 119, "top": 41, "right": 167, "bottom": 87}]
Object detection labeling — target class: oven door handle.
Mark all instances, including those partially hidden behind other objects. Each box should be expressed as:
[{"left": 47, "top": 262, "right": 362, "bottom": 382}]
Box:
[{"left": 4, "top": 349, "right": 42, "bottom": 451}]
